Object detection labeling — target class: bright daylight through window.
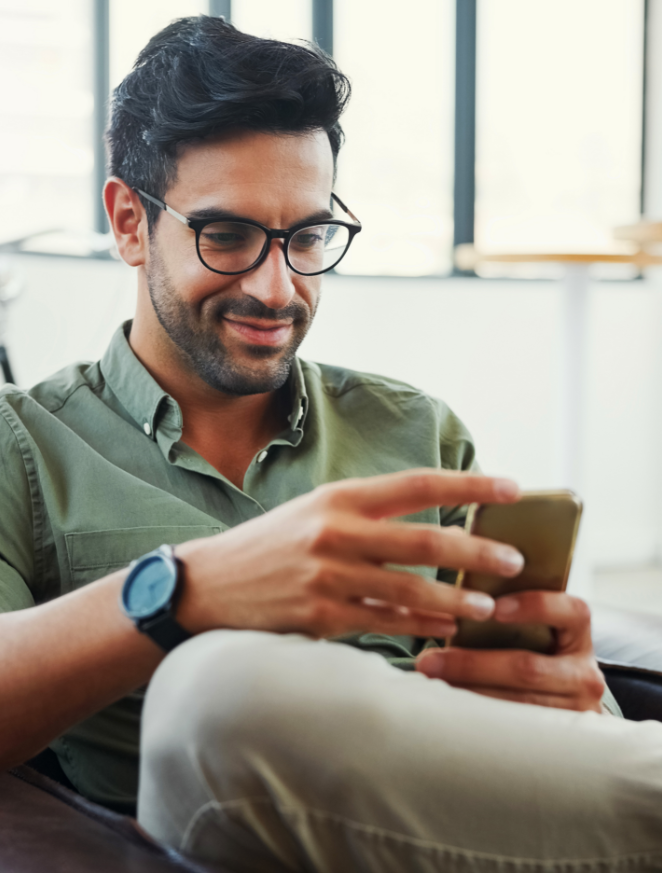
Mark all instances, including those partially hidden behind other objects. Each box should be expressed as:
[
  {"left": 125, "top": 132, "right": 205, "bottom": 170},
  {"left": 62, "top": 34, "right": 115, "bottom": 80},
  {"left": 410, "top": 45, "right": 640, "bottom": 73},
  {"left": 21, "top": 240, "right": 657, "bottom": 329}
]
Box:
[
  {"left": 0, "top": 0, "right": 94, "bottom": 249},
  {"left": 334, "top": 0, "right": 455, "bottom": 276},
  {"left": 230, "top": 0, "right": 311, "bottom": 43},
  {"left": 475, "top": 0, "right": 644, "bottom": 276},
  {"left": 0, "top": 0, "right": 646, "bottom": 278}
]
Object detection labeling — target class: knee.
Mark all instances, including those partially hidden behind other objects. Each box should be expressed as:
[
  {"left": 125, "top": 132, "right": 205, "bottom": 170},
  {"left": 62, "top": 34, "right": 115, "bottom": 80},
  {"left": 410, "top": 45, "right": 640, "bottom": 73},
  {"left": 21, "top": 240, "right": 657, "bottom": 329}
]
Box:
[{"left": 140, "top": 630, "right": 373, "bottom": 771}]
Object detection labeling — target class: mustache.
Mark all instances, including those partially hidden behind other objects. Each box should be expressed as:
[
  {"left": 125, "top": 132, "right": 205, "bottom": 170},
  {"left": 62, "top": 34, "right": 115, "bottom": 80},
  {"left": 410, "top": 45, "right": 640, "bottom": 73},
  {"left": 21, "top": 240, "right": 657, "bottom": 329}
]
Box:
[{"left": 208, "top": 295, "right": 309, "bottom": 324}]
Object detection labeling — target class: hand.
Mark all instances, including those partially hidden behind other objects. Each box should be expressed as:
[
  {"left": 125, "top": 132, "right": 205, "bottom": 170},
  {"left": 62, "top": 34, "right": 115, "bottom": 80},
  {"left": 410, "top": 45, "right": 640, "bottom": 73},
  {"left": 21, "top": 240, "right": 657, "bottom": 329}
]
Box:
[
  {"left": 175, "top": 469, "right": 524, "bottom": 640},
  {"left": 415, "top": 590, "right": 606, "bottom": 712}
]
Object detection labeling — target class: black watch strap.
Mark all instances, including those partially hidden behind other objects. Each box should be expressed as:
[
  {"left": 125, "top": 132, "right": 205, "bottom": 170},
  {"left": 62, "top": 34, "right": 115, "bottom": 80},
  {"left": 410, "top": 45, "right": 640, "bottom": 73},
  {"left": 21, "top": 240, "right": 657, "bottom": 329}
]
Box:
[{"left": 138, "top": 610, "right": 192, "bottom": 651}]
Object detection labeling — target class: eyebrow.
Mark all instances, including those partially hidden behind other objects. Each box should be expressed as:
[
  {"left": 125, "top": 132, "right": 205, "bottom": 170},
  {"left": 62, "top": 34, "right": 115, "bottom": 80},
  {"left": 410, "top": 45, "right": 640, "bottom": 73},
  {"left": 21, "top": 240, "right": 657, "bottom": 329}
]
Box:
[{"left": 185, "top": 206, "right": 335, "bottom": 225}]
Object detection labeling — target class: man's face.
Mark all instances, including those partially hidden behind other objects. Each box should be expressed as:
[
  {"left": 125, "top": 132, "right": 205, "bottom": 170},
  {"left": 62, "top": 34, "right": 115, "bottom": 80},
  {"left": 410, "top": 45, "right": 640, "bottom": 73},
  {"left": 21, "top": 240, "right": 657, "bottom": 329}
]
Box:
[{"left": 145, "top": 129, "right": 334, "bottom": 396}]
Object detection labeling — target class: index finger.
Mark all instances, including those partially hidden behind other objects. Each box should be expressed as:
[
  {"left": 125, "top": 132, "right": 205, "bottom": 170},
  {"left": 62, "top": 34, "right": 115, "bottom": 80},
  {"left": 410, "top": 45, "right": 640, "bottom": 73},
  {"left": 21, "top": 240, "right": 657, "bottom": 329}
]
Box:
[{"left": 333, "top": 469, "right": 520, "bottom": 520}]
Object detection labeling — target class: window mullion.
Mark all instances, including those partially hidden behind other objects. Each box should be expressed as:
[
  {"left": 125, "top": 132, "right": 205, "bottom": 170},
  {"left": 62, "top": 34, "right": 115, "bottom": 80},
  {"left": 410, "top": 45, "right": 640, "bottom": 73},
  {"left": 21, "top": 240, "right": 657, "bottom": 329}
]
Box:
[
  {"left": 93, "top": 0, "right": 110, "bottom": 234},
  {"left": 313, "top": 0, "right": 334, "bottom": 55},
  {"left": 453, "top": 0, "right": 477, "bottom": 273}
]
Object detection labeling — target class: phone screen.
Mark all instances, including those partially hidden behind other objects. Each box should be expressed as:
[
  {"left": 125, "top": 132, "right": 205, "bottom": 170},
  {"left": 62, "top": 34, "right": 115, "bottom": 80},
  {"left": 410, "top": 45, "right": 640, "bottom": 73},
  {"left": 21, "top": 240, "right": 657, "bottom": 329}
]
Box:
[{"left": 450, "top": 490, "right": 582, "bottom": 653}]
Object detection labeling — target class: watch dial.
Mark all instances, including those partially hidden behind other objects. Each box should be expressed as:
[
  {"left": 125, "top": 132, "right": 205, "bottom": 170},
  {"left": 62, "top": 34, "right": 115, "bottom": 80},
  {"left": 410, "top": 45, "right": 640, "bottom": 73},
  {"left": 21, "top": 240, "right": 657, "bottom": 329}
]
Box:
[{"left": 125, "top": 556, "right": 176, "bottom": 617}]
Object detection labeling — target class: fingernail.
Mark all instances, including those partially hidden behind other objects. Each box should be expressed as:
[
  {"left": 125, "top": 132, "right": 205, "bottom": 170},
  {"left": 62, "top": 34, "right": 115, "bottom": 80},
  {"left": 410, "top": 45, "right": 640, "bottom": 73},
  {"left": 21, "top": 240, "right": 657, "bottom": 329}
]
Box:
[
  {"left": 495, "top": 596, "right": 519, "bottom": 617},
  {"left": 494, "top": 478, "right": 520, "bottom": 500},
  {"left": 496, "top": 545, "right": 525, "bottom": 575},
  {"left": 464, "top": 591, "right": 495, "bottom": 619}
]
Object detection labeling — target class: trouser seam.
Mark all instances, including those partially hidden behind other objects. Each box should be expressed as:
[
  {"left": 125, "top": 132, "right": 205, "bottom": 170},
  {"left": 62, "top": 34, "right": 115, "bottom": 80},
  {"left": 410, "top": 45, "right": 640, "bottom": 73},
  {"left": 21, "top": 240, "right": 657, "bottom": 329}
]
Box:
[{"left": 182, "top": 796, "right": 662, "bottom": 869}]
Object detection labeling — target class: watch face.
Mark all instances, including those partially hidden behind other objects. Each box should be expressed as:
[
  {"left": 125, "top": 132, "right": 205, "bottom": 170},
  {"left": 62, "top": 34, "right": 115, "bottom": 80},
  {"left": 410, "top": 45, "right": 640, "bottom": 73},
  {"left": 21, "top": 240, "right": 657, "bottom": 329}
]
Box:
[{"left": 123, "top": 555, "right": 177, "bottom": 619}]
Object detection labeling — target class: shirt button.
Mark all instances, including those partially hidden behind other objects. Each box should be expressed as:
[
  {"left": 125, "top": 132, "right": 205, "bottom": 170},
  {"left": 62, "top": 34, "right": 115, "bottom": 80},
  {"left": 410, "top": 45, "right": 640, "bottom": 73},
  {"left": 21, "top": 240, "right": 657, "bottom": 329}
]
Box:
[
  {"left": 143, "top": 422, "right": 152, "bottom": 436},
  {"left": 257, "top": 450, "right": 268, "bottom": 463}
]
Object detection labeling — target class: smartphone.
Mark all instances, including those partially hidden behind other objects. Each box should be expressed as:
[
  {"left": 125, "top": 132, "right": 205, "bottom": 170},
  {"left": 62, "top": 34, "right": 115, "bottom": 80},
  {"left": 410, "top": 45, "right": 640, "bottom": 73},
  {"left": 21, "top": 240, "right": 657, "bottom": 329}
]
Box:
[{"left": 450, "top": 490, "right": 582, "bottom": 653}]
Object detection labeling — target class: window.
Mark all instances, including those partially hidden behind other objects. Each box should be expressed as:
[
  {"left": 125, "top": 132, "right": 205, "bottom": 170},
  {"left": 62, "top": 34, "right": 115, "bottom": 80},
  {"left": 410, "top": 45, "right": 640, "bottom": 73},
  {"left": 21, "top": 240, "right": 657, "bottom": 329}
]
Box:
[
  {"left": 475, "top": 0, "right": 644, "bottom": 271},
  {"left": 231, "top": 0, "right": 311, "bottom": 42},
  {"left": 110, "top": 0, "right": 207, "bottom": 89},
  {"left": 333, "top": 0, "right": 456, "bottom": 276},
  {"left": 0, "top": 0, "right": 94, "bottom": 245},
  {"left": 0, "top": 1, "right": 646, "bottom": 275}
]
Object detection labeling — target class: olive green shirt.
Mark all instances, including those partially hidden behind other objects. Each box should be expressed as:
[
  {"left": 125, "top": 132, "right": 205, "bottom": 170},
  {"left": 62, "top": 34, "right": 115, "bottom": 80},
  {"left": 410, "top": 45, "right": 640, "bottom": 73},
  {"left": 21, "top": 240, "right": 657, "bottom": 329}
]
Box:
[
  {"left": 0, "top": 322, "right": 479, "bottom": 813},
  {"left": 0, "top": 322, "right": 621, "bottom": 812}
]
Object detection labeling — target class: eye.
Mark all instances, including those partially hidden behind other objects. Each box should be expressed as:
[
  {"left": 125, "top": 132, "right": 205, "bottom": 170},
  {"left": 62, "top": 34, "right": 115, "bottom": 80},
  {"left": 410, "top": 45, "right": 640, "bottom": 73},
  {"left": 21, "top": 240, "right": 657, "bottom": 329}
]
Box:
[
  {"left": 202, "top": 230, "right": 247, "bottom": 247},
  {"left": 292, "top": 230, "right": 324, "bottom": 249}
]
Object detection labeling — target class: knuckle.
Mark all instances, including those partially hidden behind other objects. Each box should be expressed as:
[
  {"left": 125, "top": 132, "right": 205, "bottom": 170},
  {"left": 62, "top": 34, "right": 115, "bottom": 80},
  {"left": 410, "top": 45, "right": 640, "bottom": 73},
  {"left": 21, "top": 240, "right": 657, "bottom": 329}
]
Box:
[
  {"left": 448, "top": 649, "right": 477, "bottom": 679},
  {"left": 514, "top": 651, "right": 546, "bottom": 687},
  {"left": 476, "top": 539, "right": 497, "bottom": 570},
  {"left": 304, "top": 516, "right": 339, "bottom": 554},
  {"left": 304, "top": 599, "right": 335, "bottom": 635},
  {"left": 303, "top": 559, "right": 336, "bottom": 596},
  {"left": 413, "top": 528, "right": 440, "bottom": 564},
  {"left": 311, "top": 481, "right": 342, "bottom": 509},
  {"left": 524, "top": 589, "right": 546, "bottom": 608},
  {"left": 407, "top": 474, "right": 435, "bottom": 504},
  {"left": 392, "top": 575, "right": 417, "bottom": 606},
  {"left": 302, "top": 568, "right": 325, "bottom": 597},
  {"left": 373, "top": 610, "right": 400, "bottom": 634},
  {"left": 584, "top": 665, "right": 606, "bottom": 700}
]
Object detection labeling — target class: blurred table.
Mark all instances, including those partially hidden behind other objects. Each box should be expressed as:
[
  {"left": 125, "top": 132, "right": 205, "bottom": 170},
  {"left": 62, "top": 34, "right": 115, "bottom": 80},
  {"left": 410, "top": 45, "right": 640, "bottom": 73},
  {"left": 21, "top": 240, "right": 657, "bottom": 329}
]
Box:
[{"left": 455, "top": 246, "right": 662, "bottom": 596}]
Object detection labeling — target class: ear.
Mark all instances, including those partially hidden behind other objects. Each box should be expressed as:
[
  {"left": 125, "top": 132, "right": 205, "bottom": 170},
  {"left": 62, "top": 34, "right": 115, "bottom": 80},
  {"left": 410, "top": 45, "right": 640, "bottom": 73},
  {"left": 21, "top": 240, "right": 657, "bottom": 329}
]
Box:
[{"left": 104, "top": 178, "right": 150, "bottom": 267}]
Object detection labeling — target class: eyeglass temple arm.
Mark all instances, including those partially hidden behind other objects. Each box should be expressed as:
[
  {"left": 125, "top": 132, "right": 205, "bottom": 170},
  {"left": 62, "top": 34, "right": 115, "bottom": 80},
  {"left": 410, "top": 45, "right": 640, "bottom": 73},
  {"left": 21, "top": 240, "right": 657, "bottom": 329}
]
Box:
[
  {"left": 135, "top": 189, "right": 189, "bottom": 226},
  {"left": 136, "top": 187, "right": 358, "bottom": 229},
  {"left": 331, "top": 193, "right": 361, "bottom": 226}
]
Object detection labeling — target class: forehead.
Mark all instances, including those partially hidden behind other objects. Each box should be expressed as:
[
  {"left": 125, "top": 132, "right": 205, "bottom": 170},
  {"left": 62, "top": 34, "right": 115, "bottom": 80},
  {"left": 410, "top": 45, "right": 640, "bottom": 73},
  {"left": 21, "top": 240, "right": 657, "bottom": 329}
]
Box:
[{"left": 169, "top": 129, "right": 334, "bottom": 219}]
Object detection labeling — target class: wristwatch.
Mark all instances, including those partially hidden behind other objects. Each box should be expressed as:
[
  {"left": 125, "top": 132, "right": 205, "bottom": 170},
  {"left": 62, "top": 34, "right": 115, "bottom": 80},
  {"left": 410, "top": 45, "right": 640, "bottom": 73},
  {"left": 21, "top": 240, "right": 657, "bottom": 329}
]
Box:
[{"left": 120, "top": 544, "right": 192, "bottom": 652}]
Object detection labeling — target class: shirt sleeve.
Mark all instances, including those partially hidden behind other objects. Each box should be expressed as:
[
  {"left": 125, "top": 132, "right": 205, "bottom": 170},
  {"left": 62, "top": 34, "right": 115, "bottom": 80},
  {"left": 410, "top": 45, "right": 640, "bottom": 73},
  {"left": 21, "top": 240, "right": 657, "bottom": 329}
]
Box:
[{"left": 0, "top": 401, "right": 36, "bottom": 612}]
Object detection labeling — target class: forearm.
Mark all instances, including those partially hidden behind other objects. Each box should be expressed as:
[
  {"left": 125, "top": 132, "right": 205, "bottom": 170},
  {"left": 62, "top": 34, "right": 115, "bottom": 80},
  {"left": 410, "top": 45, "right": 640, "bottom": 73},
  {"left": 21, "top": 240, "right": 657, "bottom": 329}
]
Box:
[
  {"left": 0, "top": 569, "right": 164, "bottom": 769},
  {"left": 0, "top": 470, "right": 524, "bottom": 768}
]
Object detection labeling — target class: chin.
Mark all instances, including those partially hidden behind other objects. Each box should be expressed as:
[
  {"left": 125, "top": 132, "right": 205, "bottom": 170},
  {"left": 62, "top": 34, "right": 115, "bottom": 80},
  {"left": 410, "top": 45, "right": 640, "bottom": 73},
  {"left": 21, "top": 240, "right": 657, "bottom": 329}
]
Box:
[{"left": 208, "top": 358, "right": 293, "bottom": 397}]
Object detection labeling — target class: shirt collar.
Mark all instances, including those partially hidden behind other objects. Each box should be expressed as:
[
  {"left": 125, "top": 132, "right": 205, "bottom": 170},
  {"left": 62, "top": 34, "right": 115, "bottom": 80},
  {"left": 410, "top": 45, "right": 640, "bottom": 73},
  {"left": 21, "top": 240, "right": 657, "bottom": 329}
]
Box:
[
  {"left": 285, "top": 356, "right": 309, "bottom": 440},
  {"left": 100, "top": 320, "right": 309, "bottom": 447},
  {"left": 100, "top": 321, "right": 173, "bottom": 441}
]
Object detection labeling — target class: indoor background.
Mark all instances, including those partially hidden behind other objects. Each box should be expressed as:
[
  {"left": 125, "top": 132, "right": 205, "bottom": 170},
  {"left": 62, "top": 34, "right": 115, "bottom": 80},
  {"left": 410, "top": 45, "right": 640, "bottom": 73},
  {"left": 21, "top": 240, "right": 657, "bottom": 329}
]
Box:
[{"left": 1, "top": 0, "right": 660, "bottom": 612}]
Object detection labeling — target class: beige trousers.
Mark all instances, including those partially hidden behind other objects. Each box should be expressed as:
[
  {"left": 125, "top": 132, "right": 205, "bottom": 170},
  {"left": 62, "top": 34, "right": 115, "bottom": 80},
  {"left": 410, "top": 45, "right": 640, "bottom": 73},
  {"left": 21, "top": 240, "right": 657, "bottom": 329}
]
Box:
[{"left": 137, "top": 630, "right": 662, "bottom": 872}]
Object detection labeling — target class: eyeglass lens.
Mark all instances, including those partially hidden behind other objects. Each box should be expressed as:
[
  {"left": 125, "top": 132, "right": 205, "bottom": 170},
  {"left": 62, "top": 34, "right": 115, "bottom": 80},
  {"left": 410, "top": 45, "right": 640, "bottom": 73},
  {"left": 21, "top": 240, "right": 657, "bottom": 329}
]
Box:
[{"left": 197, "top": 221, "right": 351, "bottom": 275}]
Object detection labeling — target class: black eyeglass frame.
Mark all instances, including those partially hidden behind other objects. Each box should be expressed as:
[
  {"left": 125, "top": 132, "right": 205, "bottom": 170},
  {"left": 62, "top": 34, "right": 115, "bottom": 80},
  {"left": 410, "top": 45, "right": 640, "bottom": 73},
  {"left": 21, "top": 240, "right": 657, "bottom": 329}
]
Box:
[{"left": 135, "top": 188, "right": 362, "bottom": 277}]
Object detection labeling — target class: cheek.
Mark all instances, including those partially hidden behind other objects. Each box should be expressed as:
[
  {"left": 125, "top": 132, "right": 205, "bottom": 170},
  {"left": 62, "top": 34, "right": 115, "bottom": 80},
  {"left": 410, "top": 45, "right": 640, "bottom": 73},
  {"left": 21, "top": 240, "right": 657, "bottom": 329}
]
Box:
[
  {"left": 294, "top": 276, "right": 322, "bottom": 314},
  {"left": 158, "top": 228, "right": 237, "bottom": 303}
]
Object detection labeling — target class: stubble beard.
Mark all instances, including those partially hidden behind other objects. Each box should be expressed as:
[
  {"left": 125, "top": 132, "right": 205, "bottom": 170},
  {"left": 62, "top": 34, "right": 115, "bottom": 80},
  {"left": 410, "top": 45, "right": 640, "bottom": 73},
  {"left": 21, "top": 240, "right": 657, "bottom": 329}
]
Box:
[{"left": 146, "top": 243, "right": 317, "bottom": 397}]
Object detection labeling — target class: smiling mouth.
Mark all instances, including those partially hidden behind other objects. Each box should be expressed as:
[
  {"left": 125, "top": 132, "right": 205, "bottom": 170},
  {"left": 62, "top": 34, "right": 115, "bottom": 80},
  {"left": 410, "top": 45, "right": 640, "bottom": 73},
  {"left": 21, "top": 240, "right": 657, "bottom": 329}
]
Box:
[{"left": 222, "top": 317, "right": 293, "bottom": 347}]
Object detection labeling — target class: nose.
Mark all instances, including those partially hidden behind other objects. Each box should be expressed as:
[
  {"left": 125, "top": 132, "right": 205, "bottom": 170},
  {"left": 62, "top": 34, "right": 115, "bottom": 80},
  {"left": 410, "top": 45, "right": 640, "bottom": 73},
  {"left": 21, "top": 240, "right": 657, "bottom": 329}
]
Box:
[{"left": 238, "top": 239, "right": 296, "bottom": 311}]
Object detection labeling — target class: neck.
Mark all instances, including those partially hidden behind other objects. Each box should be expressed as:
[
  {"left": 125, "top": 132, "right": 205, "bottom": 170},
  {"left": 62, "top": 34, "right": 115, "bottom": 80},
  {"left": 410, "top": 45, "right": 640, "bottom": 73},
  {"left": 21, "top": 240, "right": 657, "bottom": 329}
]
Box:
[{"left": 129, "top": 301, "right": 289, "bottom": 487}]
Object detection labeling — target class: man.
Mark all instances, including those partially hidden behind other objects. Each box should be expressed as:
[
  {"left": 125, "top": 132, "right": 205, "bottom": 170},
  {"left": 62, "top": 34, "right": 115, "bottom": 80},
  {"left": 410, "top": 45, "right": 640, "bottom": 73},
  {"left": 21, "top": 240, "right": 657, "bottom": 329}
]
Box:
[{"left": 0, "top": 15, "right": 661, "bottom": 872}]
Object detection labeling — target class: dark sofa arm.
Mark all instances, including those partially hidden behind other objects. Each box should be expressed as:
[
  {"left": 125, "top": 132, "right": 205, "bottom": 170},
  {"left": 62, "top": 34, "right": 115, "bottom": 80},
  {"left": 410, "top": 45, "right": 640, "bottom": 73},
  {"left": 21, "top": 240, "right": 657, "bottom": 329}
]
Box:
[
  {"left": 0, "top": 765, "right": 224, "bottom": 873},
  {"left": 593, "top": 604, "right": 662, "bottom": 722},
  {"left": 599, "top": 663, "right": 662, "bottom": 721}
]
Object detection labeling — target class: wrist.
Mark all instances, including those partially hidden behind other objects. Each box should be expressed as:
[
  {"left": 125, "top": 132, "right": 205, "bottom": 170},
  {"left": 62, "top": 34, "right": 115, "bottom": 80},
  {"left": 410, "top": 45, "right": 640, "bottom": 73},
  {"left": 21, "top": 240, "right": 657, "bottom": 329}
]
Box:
[
  {"left": 121, "top": 545, "right": 192, "bottom": 652},
  {"left": 172, "top": 539, "right": 218, "bottom": 635}
]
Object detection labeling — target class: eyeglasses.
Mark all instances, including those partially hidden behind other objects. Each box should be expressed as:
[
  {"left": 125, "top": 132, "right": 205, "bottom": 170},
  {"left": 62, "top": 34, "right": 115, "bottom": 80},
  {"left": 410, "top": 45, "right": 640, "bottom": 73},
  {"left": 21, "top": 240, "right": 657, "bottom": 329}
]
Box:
[{"left": 135, "top": 188, "right": 362, "bottom": 277}]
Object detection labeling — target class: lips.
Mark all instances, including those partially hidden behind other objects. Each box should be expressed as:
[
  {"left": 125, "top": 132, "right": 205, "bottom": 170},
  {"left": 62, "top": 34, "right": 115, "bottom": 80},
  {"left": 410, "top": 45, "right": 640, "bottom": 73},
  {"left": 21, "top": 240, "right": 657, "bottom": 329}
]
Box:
[{"left": 223, "top": 317, "right": 293, "bottom": 347}]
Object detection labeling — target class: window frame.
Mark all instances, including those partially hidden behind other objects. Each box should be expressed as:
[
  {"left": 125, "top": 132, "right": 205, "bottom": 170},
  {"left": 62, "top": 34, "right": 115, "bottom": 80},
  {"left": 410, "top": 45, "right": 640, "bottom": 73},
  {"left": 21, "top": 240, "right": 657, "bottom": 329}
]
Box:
[{"left": 11, "top": 0, "right": 646, "bottom": 272}]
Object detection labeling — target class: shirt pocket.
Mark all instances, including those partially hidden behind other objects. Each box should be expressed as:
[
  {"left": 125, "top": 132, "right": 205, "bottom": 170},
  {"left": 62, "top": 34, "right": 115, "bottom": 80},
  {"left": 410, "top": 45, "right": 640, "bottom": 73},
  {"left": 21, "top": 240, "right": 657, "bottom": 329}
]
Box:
[{"left": 65, "top": 525, "right": 222, "bottom": 588}]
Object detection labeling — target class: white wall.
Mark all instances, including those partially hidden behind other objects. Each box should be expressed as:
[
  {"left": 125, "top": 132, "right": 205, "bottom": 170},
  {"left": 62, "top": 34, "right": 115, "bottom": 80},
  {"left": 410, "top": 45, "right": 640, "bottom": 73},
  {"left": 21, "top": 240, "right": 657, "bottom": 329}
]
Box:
[{"left": 2, "top": 254, "right": 661, "bottom": 570}]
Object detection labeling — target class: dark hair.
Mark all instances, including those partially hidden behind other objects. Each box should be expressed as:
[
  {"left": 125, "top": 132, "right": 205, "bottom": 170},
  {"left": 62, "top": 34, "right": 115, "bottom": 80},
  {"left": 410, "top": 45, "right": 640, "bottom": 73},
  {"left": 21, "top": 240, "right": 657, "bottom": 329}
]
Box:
[{"left": 106, "top": 15, "right": 351, "bottom": 229}]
